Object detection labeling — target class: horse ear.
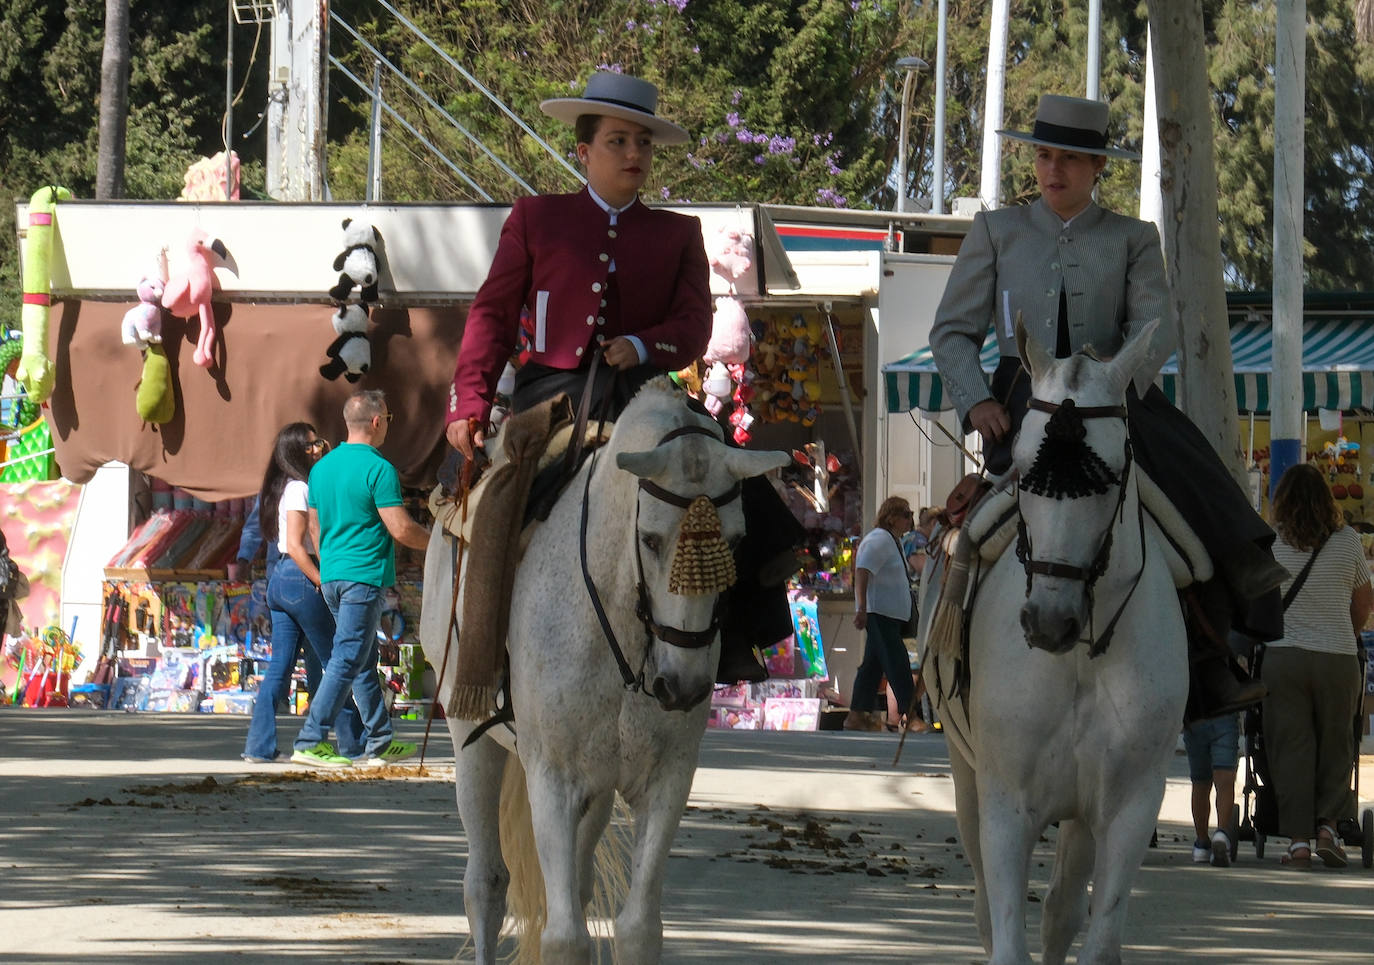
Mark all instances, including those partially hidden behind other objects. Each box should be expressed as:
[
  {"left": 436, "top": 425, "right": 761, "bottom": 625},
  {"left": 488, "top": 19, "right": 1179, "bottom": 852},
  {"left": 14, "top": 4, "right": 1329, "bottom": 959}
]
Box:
[
  {"left": 721, "top": 448, "right": 791, "bottom": 480},
  {"left": 1015, "top": 312, "right": 1052, "bottom": 380},
  {"left": 1106, "top": 318, "right": 1160, "bottom": 391},
  {"left": 616, "top": 448, "right": 670, "bottom": 478}
]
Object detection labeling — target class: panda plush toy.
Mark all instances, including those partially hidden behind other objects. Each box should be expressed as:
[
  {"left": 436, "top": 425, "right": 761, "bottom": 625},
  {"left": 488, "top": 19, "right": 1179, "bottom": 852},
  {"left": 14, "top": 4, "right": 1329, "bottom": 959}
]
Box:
[
  {"left": 328, "top": 217, "right": 381, "bottom": 303},
  {"left": 320, "top": 302, "right": 371, "bottom": 382}
]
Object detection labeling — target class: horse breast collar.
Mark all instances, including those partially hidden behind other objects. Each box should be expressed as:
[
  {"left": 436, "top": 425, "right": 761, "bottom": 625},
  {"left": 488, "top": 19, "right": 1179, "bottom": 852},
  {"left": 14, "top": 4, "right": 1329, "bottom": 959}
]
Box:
[
  {"left": 1014, "top": 395, "right": 1146, "bottom": 656},
  {"left": 579, "top": 423, "right": 742, "bottom": 692}
]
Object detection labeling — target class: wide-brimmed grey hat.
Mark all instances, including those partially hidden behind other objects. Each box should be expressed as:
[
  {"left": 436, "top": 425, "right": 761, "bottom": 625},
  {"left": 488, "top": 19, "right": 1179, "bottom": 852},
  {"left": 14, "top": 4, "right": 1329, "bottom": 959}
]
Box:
[
  {"left": 998, "top": 94, "right": 1140, "bottom": 160},
  {"left": 540, "top": 71, "right": 689, "bottom": 145}
]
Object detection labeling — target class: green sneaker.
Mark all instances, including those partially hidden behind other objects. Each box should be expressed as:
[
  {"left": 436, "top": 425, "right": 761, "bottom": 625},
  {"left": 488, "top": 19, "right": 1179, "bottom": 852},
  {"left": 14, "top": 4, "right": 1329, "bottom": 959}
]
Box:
[
  {"left": 290, "top": 741, "right": 353, "bottom": 768},
  {"left": 357, "top": 740, "right": 418, "bottom": 766}
]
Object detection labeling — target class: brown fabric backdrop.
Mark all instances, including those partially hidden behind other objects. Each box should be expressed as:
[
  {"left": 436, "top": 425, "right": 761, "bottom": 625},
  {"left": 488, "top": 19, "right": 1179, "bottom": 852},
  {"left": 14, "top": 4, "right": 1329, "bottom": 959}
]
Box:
[{"left": 46, "top": 300, "right": 464, "bottom": 500}]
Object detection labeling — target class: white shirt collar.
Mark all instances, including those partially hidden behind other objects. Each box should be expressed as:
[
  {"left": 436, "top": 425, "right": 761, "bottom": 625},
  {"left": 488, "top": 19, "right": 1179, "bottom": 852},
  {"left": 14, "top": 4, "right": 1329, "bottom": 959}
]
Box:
[{"left": 587, "top": 186, "right": 636, "bottom": 221}]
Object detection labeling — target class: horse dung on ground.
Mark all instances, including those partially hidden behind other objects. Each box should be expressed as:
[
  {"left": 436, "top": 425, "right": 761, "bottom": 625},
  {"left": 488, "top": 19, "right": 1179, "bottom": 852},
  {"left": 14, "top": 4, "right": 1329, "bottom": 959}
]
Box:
[{"left": 421, "top": 377, "right": 789, "bottom": 965}]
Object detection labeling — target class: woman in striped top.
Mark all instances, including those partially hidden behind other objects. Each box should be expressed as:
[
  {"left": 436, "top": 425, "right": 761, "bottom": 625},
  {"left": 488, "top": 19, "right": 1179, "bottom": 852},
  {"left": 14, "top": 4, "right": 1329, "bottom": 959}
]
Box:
[{"left": 1264, "top": 464, "right": 1372, "bottom": 868}]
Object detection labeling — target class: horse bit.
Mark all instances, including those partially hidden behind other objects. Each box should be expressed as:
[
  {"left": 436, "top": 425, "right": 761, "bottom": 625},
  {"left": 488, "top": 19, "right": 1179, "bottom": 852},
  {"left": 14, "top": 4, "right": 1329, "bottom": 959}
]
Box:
[
  {"left": 579, "top": 424, "right": 741, "bottom": 692},
  {"left": 1014, "top": 396, "right": 1148, "bottom": 656}
]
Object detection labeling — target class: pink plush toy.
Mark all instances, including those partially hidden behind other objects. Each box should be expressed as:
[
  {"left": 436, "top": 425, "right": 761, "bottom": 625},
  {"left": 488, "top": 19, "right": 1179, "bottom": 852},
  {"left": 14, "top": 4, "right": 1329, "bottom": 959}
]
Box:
[
  {"left": 162, "top": 228, "right": 228, "bottom": 368},
  {"left": 704, "top": 227, "right": 756, "bottom": 365}
]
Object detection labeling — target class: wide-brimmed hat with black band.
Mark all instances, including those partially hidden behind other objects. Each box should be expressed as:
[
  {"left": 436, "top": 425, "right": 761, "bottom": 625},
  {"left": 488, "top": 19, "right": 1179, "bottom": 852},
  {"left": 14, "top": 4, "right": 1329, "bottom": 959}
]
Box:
[
  {"left": 998, "top": 94, "right": 1140, "bottom": 161},
  {"left": 540, "top": 71, "right": 689, "bottom": 145}
]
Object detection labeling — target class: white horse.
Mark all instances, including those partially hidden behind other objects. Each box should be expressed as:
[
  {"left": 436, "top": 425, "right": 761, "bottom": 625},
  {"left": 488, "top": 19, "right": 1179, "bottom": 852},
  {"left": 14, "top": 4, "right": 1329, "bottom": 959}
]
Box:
[
  {"left": 421, "top": 377, "right": 788, "bottom": 965},
  {"left": 921, "top": 321, "right": 1188, "bottom": 965}
]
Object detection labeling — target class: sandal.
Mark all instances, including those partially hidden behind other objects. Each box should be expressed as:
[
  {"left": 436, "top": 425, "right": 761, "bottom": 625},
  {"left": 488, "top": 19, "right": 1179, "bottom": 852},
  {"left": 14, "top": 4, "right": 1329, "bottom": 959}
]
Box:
[
  {"left": 1275, "top": 841, "right": 1308, "bottom": 874},
  {"left": 1315, "top": 824, "right": 1348, "bottom": 869},
  {"left": 1281, "top": 842, "right": 1312, "bottom": 869}
]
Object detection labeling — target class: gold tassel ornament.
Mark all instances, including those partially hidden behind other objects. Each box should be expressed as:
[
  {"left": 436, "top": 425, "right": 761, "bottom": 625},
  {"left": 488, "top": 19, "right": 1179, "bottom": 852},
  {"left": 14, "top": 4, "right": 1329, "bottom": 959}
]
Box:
[{"left": 667, "top": 496, "right": 737, "bottom": 595}]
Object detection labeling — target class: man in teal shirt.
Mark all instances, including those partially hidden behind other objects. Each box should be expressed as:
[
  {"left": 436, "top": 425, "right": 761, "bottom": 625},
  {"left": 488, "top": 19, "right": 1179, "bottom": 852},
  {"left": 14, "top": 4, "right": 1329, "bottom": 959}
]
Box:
[{"left": 291, "top": 390, "right": 431, "bottom": 767}]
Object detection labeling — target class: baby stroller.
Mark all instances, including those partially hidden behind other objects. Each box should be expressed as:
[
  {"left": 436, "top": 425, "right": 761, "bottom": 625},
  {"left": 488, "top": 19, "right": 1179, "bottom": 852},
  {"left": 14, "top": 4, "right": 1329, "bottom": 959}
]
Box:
[{"left": 1236, "top": 639, "right": 1373, "bottom": 867}]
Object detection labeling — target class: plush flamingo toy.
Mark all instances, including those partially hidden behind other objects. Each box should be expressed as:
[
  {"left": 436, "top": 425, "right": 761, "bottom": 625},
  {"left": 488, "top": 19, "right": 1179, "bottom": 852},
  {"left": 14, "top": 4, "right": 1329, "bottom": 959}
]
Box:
[{"left": 162, "top": 228, "right": 228, "bottom": 367}]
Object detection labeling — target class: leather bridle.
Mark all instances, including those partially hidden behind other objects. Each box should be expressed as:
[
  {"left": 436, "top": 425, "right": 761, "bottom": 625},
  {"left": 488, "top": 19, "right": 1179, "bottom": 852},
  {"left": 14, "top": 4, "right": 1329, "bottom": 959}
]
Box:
[
  {"left": 1014, "top": 396, "right": 1146, "bottom": 656},
  {"left": 579, "top": 424, "right": 741, "bottom": 692}
]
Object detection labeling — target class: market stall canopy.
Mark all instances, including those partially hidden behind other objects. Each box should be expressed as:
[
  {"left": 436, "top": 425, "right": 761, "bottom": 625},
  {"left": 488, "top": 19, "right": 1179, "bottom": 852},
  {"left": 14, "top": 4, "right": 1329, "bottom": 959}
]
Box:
[{"left": 884, "top": 315, "right": 1374, "bottom": 416}]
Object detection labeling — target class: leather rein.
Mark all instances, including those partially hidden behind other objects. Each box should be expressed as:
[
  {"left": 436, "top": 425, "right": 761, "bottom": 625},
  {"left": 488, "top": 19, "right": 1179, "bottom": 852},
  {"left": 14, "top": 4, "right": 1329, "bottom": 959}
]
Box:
[
  {"left": 1014, "top": 396, "right": 1147, "bottom": 657},
  {"left": 579, "top": 424, "right": 741, "bottom": 692}
]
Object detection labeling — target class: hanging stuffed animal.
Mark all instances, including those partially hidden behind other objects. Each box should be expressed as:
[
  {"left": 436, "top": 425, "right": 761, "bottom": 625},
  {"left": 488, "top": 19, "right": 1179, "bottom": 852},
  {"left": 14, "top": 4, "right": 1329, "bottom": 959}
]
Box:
[
  {"left": 329, "top": 217, "right": 381, "bottom": 303},
  {"left": 162, "top": 228, "right": 230, "bottom": 368},
  {"left": 320, "top": 302, "right": 371, "bottom": 382},
  {"left": 120, "top": 248, "right": 169, "bottom": 350},
  {"left": 16, "top": 184, "right": 73, "bottom": 403}
]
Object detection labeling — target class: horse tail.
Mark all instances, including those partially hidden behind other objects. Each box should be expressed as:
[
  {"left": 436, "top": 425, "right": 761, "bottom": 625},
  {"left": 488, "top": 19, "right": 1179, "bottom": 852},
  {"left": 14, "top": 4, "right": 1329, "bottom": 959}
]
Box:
[
  {"left": 498, "top": 754, "right": 544, "bottom": 964},
  {"left": 497, "top": 755, "right": 634, "bottom": 964}
]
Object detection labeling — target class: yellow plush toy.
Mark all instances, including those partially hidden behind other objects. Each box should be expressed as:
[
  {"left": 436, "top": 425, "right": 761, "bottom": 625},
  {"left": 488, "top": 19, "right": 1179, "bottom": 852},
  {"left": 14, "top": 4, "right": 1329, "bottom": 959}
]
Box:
[{"left": 16, "top": 185, "right": 73, "bottom": 403}]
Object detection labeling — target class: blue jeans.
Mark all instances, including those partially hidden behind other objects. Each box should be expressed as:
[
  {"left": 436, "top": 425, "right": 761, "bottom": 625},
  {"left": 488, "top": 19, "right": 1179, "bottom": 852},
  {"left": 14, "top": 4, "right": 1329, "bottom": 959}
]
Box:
[
  {"left": 293, "top": 580, "right": 393, "bottom": 757},
  {"left": 849, "top": 613, "right": 915, "bottom": 713},
  {"left": 243, "top": 557, "right": 366, "bottom": 759}
]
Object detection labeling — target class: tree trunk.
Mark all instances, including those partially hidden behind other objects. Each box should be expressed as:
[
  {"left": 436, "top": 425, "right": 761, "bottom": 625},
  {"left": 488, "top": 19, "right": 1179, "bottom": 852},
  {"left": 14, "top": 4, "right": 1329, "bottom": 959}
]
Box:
[
  {"left": 1358, "top": 0, "right": 1373, "bottom": 44},
  {"left": 1145, "top": 0, "right": 1248, "bottom": 489},
  {"left": 96, "top": 0, "right": 130, "bottom": 200}
]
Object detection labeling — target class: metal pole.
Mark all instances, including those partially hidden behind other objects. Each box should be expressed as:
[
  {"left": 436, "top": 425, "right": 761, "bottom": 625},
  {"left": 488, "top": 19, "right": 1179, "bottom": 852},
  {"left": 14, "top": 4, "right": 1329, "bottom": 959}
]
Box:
[
  {"left": 980, "top": 0, "right": 1010, "bottom": 210},
  {"left": 225, "top": 1, "right": 234, "bottom": 200},
  {"left": 1086, "top": 0, "right": 1101, "bottom": 100},
  {"left": 1270, "top": 0, "right": 1306, "bottom": 494},
  {"left": 896, "top": 69, "right": 913, "bottom": 214},
  {"left": 932, "top": 0, "right": 948, "bottom": 214},
  {"left": 822, "top": 306, "right": 862, "bottom": 467},
  {"left": 367, "top": 58, "right": 382, "bottom": 201}
]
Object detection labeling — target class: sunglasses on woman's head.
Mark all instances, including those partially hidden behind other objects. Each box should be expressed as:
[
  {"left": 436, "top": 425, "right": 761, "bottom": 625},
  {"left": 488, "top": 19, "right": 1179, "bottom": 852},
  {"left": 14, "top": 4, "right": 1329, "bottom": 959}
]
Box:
[{"left": 306, "top": 440, "right": 329, "bottom": 454}]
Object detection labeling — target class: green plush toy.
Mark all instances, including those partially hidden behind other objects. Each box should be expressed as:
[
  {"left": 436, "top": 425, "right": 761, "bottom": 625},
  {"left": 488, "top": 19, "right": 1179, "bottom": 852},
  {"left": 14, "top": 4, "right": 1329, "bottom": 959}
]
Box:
[
  {"left": 136, "top": 344, "right": 175, "bottom": 424},
  {"left": 16, "top": 185, "right": 73, "bottom": 403}
]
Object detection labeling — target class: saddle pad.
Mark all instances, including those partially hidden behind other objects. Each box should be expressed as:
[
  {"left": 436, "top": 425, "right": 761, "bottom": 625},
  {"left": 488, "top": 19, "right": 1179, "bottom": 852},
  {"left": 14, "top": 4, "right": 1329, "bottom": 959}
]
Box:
[
  {"left": 430, "top": 420, "right": 607, "bottom": 543},
  {"left": 1136, "top": 469, "right": 1213, "bottom": 585}
]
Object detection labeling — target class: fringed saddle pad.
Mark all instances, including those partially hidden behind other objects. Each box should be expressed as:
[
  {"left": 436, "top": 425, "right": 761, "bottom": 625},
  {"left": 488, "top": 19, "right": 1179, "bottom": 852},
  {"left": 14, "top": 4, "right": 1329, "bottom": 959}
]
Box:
[{"left": 432, "top": 396, "right": 586, "bottom": 721}]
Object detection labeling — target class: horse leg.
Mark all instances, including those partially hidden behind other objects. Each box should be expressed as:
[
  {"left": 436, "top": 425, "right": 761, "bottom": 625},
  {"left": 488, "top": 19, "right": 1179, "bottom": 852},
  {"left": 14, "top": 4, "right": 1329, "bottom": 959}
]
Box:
[
  {"left": 524, "top": 761, "right": 595, "bottom": 965},
  {"left": 1074, "top": 783, "right": 1166, "bottom": 965},
  {"left": 576, "top": 789, "right": 615, "bottom": 912},
  {"left": 613, "top": 766, "right": 695, "bottom": 965},
  {"left": 948, "top": 741, "right": 991, "bottom": 953},
  {"left": 1041, "top": 818, "right": 1094, "bottom": 965},
  {"left": 977, "top": 782, "right": 1039, "bottom": 965},
  {"left": 447, "top": 718, "right": 509, "bottom": 965}
]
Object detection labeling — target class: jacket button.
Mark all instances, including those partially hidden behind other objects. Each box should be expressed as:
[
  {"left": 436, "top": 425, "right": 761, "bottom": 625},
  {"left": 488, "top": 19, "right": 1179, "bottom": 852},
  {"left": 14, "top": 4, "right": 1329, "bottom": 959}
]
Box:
[
  {"left": 575, "top": 346, "right": 583, "bottom": 357},
  {"left": 600, "top": 299, "right": 607, "bottom": 307},
  {"left": 596, "top": 316, "right": 605, "bottom": 325},
  {"left": 1045, "top": 289, "right": 1055, "bottom": 297},
  {"left": 592, "top": 282, "right": 602, "bottom": 293},
  {"left": 608, "top": 229, "right": 618, "bottom": 239},
  {"left": 586, "top": 315, "right": 595, "bottom": 324},
  {"left": 599, "top": 253, "right": 609, "bottom": 262},
  {"left": 596, "top": 334, "right": 606, "bottom": 343}
]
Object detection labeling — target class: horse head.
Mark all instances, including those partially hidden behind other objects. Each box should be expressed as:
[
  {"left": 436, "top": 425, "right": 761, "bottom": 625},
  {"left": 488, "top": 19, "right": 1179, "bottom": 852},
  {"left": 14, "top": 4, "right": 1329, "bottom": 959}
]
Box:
[
  {"left": 1011, "top": 318, "right": 1159, "bottom": 653},
  {"left": 610, "top": 382, "right": 788, "bottom": 711}
]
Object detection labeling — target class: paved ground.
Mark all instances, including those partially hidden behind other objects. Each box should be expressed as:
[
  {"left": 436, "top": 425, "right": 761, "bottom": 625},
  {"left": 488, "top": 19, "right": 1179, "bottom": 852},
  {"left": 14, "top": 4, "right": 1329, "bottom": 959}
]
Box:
[{"left": 0, "top": 709, "right": 1371, "bottom": 963}]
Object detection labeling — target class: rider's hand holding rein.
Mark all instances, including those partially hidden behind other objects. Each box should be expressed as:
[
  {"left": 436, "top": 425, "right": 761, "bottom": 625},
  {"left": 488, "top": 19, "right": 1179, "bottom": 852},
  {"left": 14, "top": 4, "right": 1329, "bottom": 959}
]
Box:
[
  {"left": 446, "top": 417, "right": 484, "bottom": 461},
  {"left": 968, "top": 399, "right": 1011, "bottom": 443}
]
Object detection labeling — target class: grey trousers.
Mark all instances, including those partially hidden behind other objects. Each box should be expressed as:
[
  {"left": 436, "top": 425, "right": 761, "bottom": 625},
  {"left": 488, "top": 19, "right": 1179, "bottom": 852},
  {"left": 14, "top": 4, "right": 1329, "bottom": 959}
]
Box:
[{"left": 1260, "top": 646, "right": 1361, "bottom": 840}]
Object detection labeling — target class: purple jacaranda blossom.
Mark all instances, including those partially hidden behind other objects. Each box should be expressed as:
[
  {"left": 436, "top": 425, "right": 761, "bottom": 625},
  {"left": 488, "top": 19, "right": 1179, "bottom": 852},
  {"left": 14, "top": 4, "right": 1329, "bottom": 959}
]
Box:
[{"left": 726, "top": 112, "right": 740, "bottom": 128}]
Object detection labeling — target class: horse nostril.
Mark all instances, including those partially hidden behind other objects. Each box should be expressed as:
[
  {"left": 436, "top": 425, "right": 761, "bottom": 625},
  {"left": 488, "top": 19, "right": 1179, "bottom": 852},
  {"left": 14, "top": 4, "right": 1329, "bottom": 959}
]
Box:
[{"left": 652, "top": 675, "right": 676, "bottom": 709}]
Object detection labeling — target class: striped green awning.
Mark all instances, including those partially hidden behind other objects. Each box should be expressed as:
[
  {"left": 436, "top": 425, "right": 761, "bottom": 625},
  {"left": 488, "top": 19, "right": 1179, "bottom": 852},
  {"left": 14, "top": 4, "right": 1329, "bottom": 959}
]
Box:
[{"left": 884, "top": 317, "right": 1374, "bottom": 415}]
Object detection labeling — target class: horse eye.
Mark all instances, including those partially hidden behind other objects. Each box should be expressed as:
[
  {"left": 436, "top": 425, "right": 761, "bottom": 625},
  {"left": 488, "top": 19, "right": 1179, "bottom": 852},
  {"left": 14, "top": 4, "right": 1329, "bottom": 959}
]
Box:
[{"left": 641, "top": 533, "right": 662, "bottom": 555}]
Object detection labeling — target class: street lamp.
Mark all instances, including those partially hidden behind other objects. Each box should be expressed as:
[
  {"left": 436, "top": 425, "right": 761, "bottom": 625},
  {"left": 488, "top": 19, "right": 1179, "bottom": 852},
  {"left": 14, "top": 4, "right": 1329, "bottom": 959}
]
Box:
[{"left": 895, "top": 55, "right": 929, "bottom": 214}]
